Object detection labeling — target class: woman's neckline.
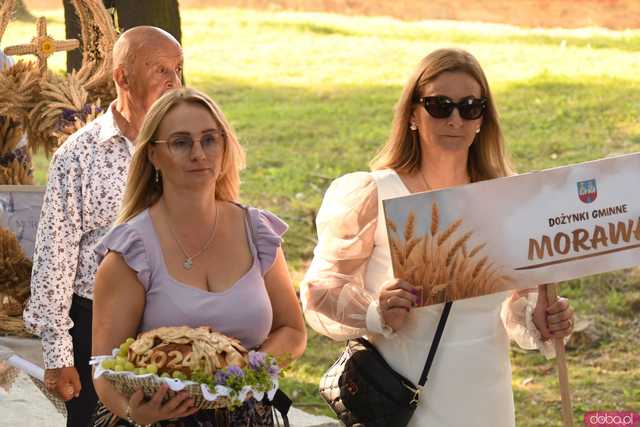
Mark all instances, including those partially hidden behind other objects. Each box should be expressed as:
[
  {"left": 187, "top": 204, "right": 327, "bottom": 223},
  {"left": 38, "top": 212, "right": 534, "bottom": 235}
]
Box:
[{"left": 143, "top": 207, "right": 258, "bottom": 296}]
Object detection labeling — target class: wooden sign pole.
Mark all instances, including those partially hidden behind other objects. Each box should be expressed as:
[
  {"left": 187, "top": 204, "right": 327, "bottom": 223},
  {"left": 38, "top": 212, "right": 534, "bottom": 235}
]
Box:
[{"left": 545, "top": 283, "right": 574, "bottom": 427}]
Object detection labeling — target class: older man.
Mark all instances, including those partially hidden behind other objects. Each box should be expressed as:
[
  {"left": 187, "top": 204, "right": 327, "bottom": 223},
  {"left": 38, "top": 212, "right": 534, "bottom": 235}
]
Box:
[{"left": 23, "top": 26, "right": 183, "bottom": 427}]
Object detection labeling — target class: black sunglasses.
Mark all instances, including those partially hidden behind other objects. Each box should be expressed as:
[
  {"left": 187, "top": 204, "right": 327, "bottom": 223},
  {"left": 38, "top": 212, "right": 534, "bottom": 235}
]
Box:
[{"left": 417, "top": 95, "right": 487, "bottom": 120}]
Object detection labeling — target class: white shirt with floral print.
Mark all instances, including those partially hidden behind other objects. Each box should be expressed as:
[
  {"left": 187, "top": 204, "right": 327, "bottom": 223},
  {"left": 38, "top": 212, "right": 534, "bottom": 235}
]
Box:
[{"left": 23, "top": 104, "right": 133, "bottom": 369}]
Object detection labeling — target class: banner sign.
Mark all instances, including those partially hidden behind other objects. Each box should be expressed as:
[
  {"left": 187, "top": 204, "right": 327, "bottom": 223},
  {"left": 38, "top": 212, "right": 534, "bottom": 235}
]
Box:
[
  {"left": 0, "top": 185, "right": 45, "bottom": 259},
  {"left": 382, "top": 153, "right": 640, "bottom": 306}
]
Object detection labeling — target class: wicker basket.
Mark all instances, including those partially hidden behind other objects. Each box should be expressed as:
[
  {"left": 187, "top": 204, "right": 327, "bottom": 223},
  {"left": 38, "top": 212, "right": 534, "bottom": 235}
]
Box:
[{"left": 101, "top": 370, "right": 234, "bottom": 410}]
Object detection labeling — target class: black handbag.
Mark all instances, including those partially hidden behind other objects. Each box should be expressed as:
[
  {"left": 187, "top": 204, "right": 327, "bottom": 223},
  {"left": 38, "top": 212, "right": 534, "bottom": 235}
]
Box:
[{"left": 319, "top": 301, "right": 453, "bottom": 427}]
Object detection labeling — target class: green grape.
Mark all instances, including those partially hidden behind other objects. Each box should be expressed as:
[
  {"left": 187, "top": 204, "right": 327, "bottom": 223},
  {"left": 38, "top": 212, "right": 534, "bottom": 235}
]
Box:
[
  {"left": 135, "top": 368, "right": 146, "bottom": 375},
  {"left": 101, "top": 359, "right": 115, "bottom": 370},
  {"left": 125, "top": 338, "right": 135, "bottom": 345},
  {"left": 116, "top": 355, "right": 127, "bottom": 364},
  {"left": 117, "top": 348, "right": 128, "bottom": 358},
  {"left": 146, "top": 364, "right": 158, "bottom": 374},
  {"left": 124, "top": 361, "right": 135, "bottom": 371},
  {"left": 114, "top": 364, "right": 125, "bottom": 372},
  {"left": 172, "top": 371, "right": 186, "bottom": 380},
  {"left": 161, "top": 372, "right": 171, "bottom": 378}
]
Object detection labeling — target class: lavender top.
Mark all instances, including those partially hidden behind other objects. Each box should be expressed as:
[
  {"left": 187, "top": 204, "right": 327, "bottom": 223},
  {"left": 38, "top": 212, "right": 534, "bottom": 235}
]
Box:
[{"left": 95, "top": 205, "right": 287, "bottom": 350}]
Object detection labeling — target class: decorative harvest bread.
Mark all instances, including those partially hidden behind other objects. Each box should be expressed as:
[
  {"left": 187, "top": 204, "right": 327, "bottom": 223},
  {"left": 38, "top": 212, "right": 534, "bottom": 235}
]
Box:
[{"left": 127, "top": 326, "right": 247, "bottom": 378}]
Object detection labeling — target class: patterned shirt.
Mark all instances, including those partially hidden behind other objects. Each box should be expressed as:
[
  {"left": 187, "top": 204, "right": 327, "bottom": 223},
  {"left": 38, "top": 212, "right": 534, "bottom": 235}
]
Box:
[{"left": 23, "top": 105, "right": 133, "bottom": 369}]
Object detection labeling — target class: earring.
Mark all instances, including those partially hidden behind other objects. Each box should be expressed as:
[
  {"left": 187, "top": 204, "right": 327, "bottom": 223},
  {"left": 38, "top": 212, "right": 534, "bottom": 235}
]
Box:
[
  {"left": 410, "top": 122, "right": 418, "bottom": 131},
  {"left": 475, "top": 128, "right": 481, "bottom": 134},
  {"left": 155, "top": 169, "right": 160, "bottom": 184}
]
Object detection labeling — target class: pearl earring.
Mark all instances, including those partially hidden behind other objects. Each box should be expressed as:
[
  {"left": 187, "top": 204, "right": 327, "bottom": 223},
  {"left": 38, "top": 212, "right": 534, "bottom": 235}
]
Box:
[
  {"left": 410, "top": 123, "right": 418, "bottom": 131},
  {"left": 475, "top": 128, "right": 481, "bottom": 134},
  {"left": 155, "top": 169, "right": 160, "bottom": 183}
]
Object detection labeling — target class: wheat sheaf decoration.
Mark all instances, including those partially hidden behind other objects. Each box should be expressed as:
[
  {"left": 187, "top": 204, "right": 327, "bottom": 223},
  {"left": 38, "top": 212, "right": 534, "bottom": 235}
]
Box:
[
  {"left": 0, "top": 227, "right": 33, "bottom": 336},
  {"left": 29, "top": 68, "right": 104, "bottom": 156},
  {"left": 388, "top": 202, "right": 514, "bottom": 305}
]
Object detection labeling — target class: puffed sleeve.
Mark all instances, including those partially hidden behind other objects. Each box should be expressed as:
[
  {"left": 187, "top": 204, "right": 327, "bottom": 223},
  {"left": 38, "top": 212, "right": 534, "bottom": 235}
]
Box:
[
  {"left": 300, "top": 172, "right": 386, "bottom": 341},
  {"left": 500, "top": 290, "right": 569, "bottom": 359},
  {"left": 95, "top": 223, "right": 152, "bottom": 291},
  {"left": 246, "top": 207, "right": 288, "bottom": 275}
]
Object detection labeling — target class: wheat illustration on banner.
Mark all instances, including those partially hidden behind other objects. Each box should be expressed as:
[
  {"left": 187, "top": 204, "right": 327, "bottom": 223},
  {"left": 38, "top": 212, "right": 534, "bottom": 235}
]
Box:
[{"left": 385, "top": 201, "right": 514, "bottom": 306}]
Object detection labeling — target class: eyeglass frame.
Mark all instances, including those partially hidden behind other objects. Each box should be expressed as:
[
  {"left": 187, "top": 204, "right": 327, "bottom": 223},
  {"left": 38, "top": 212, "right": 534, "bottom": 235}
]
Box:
[
  {"left": 414, "top": 95, "right": 487, "bottom": 120},
  {"left": 152, "top": 129, "right": 226, "bottom": 157}
]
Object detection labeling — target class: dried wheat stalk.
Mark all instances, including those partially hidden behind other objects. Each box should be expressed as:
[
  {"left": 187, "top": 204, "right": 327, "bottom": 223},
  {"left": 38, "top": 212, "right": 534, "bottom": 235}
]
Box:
[
  {"left": 0, "top": 0, "right": 15, "bottom": 44},
  {"left": 29, "top": 69, "right": 105, "bottom": 155},
  {"left": 437, "top": 218, "right": 463, "bottom": 246},
  {"left": 0, "top": 61, "right": 41, "bottom": 122},
  {"left": 0, "top": 314, "right": 33, "bottom": 337},
  {"left": 0, "top": 227, "right": 32, "bottom": 306},
  {"left": 393, "top": 201, "right": 513, "bottom": 305},
  {"left": 430, "top": 202, "right": 439, "bottom": 236},
  {"left": 0, "top": 159, "right": 33, "bottom": 185}
]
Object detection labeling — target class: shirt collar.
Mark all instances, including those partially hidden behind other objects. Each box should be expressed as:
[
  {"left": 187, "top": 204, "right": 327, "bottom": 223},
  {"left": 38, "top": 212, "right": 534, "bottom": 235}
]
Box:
[{"left": 97, "top": 102, "right": 127, "bottom": 144}]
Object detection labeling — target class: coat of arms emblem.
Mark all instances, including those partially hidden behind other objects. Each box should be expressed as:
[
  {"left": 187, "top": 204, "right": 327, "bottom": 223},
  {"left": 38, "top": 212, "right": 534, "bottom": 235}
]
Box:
[{"left": 577, "top": 179, "right": 597, "bottom": 203}]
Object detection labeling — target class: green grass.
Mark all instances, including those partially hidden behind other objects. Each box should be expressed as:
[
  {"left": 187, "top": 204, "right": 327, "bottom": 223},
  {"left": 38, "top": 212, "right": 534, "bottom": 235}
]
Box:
[{"left": 3, "top": 7, "right": 640, "bottom": 424}]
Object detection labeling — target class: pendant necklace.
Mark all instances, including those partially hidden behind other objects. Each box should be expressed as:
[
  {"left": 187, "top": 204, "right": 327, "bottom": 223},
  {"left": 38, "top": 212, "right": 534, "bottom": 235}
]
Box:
[{"left": 163, "top": 198, "right": 219, "bottom": 270}]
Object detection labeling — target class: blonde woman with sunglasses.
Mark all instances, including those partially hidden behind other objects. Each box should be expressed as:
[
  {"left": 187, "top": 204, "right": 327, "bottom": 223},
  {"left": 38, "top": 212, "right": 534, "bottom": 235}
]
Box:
[{"left": 300, "top": 48, "right": 574, "bottom": 426}]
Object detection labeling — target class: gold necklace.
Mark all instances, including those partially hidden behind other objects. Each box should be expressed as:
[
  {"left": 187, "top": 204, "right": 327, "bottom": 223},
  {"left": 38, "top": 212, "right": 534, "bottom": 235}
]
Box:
[
  {"left": 418, "top": 170, "right": 432, "bottom": 192},
  {"left": 162, "top": 198, "right": 220, "bottom": 270}
]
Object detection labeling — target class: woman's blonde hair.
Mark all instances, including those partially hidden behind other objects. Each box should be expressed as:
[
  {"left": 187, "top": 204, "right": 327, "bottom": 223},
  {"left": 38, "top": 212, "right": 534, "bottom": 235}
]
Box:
[
  {"left": 117, "top": 87, "right": 246, "bottom": 224},
  {"left": 370, "top": 48, "right": 513, "bottom": 181}
]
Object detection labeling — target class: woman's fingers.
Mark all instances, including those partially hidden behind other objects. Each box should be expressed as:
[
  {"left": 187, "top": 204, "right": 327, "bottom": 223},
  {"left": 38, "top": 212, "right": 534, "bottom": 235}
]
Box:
[
  {"left": 382, "top": 289, "right": 417, "bottom": 306},
  {"left": 169, "top": 397, "right": 198, "bottom": 418},
  {"left": 161, "top": 391, "right": 190, "bottom": 412},
  {"left": 549, "top": 318, "right": 572, "bottom": 334},
  {"left": 383, "top": 279, "right": 419, "bottom": 293},
  {"left": 391, "top": 295, "right": 415, "bottom": 310},
  {"left": 149, "top": 384, "right": 169, "bottom": 407},
  {"left": 547, "top": 309, "right": 573, "bottom": 325},
  {"left": 546, "top": 297, "right": 570, "bottom": 315},
  {"left": 128, "top": 389, "right": 145, "bottom": 412}
]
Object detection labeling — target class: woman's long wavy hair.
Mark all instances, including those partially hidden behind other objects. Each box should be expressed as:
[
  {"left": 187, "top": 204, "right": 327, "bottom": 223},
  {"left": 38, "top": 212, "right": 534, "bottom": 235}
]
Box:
[
  {"left": 116, "top": 88, "right": 246, "bottom": 224},
  {"left": 370, "top": 48, "right": 513, "bottom": 181}
]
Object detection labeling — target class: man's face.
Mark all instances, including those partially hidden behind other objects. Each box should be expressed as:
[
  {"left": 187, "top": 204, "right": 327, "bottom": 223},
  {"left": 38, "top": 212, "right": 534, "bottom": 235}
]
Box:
[{"left": 128, "top": 40, "right": 183, "bottom": 112}]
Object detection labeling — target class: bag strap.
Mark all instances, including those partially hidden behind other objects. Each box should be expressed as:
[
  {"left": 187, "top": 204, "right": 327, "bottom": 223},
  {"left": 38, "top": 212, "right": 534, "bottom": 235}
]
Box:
[
  {"left": 417, "top": 301, "right": 453, "bottom": 387},
  {"left": 272, "top": 389, "right": 292, "bottom": 427}
]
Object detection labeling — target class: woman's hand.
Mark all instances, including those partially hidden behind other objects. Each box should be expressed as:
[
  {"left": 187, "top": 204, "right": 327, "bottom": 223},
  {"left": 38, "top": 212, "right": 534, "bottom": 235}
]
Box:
[
  {"left": 378, "top": 279, "right": 419, "bottom": 332},
  {"left": 127, "top": 384, "right": 198, "bottom": 425},
  {"left": 532, "top": 285, "right": 574, "bottom": 340}
]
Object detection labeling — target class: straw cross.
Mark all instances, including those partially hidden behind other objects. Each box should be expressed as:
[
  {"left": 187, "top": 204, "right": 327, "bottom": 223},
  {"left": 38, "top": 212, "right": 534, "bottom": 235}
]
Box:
[{"left": 3, "top": 17, "right": 79, "bottom": 75}]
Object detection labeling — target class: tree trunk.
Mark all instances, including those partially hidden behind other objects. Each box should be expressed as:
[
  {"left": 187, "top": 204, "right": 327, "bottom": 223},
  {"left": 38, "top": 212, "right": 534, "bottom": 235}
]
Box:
[
  {"left": 64, "top": 0, "right": 183, "bottom": 75},
  {"left": 63, "top": 0, "right": 83, "bottom": 73},
  {"left": 113, "top": 0, "right": 182, "bottom": 46},
  {"left": 14, "top": 0, "right": 35, "bottom": 22}
]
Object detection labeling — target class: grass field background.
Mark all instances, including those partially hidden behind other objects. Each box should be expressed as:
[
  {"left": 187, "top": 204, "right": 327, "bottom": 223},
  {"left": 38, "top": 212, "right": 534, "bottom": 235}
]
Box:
[{"left": 3, "top": 7, "right": 639, "bottom": 425}]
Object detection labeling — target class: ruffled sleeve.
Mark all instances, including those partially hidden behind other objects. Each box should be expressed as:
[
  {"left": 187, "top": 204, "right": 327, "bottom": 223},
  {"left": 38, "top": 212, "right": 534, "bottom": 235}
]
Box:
[
  {"left": 500, "top": 290, "right": 568, "bottom": 359},
  {"left": 300, "top": 172, "right": 384, "bottom": 341},
  {"left": 246, "top": 207, "right": 288, "bottom": 275},
  {"left": 94, "top": 222, "right": 152, "bottom": 291}
]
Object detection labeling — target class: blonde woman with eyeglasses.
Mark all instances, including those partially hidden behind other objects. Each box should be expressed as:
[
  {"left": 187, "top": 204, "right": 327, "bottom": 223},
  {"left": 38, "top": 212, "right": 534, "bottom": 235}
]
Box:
[
  {"left": 300, "top": 48, "right": 574, "bottom": 426},
  {"left": 90, "top": 88, "right": 306, "bottom": 427}
]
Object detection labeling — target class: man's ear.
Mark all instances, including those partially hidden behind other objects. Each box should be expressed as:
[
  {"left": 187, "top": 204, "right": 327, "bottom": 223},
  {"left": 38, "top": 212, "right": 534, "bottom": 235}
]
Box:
[{"left": 113, "top": 65, "right": 129, "bottom": 91}]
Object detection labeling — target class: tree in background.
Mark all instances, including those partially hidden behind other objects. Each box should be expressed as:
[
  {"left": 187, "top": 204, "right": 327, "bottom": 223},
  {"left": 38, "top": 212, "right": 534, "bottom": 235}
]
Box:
[
  {"left": 64, "top": 0, "right": 182, "bottom": 74},
  {"left": 14, "top": 0, "right": 35, "bottom": 21}
]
